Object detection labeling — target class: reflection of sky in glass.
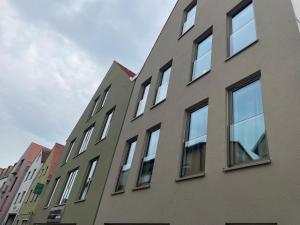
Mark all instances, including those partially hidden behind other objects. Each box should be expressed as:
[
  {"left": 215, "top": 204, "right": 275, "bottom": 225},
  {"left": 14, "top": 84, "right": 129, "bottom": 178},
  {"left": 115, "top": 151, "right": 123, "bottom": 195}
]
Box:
[
  {"left": 189, "top": 106, "right": 208, "bottom": 141},
  {"left": 231, "top": 81, "right": 265, "bottom": 158},
  {"left": 147, "top": 129, "right": 160, "bottom": 158}
]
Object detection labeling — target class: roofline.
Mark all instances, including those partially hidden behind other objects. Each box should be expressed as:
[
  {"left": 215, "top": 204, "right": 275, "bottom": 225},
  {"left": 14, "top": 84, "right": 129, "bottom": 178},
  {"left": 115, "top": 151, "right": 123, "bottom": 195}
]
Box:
[{"left": 114, "top": 61, "right": 136, "bottom": 78}]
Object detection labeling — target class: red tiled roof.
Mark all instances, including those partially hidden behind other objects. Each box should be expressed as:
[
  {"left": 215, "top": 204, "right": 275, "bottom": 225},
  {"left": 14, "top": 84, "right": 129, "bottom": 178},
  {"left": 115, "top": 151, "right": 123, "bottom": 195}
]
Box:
[
  {"left": 47, "top": 143, "right": 64, "bottom": 181},
  {"left": 115, "top": 61, "right": 136, "bottom": 78}
]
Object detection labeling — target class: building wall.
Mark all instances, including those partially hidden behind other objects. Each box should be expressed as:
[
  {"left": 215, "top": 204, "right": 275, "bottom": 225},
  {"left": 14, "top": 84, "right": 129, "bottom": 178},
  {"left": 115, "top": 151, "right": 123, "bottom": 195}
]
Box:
[
  {"left": 14, "top": 144, "right": 64, "bottom": 225},
  {"left": 32, "top": 62, "right": 135, "bottom": 225},
  {"left": 0, "top": 143, "right": 48, "bottom": 225},
  {"left": 95, "top": 0, "right": 300, "bottom": 225}
]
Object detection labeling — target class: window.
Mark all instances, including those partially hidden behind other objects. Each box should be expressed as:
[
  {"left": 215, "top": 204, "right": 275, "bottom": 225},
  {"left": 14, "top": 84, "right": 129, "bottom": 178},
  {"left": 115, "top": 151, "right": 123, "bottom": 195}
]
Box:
[
  {"left": 25, "top": 190, "right": 32, "bottom": 203},
  {"left": 78, "top": 126, "right": 95, "bottom": 154},
  {"left": 101, "top": 86, "right": 110, "bottom": 108},
  {"left": 229, "top": 80, "right": 268, "bottom": 167},
  {"left": 115, "top": 138, "right": 137, "bottom": 192},
  {"left": 25, "top": 171, "right": 31, "bottom": 181},
  {"left": 14, "top": 192, "right": 21, "bottom": 204},
  {"left": 100, "top": 110, "right": 114, "bottom": 140},
  {"left": 19, "top": 191, "right": 26, "bottom": 203},
  {"left": 43, "top": 167, "right": 48, "bottom": 175},
  {"left": 91, "top": 96, "right": 101, "bottom": 117},
  {"left": 229, "top": 1, "right": 257, "bottom": 56},
  {"left": 192, "top": 34, "right": 213, "bottom": 80},
  {"left": 181, "top": 104, "right": 208, "bottom": 177},
  {"left": 136, "top": 81, "right": 151, "bottom": 117},
  {"left": 79, "top": 159, "right": 98, "bottom": 200},
  {"left": 40, "top": 169, "right": 44, "bottom": 177},
  {"left": 155, "top": 65, "right": 172, "bottom": 105},
  {"left": 30, "top": 169, "right": 36, "bottom": 180},
  {"left": 45, "top": 177, "right": 60, "bottom": 207},
  {"left": 182, "top": 2, "right": 197, "bottom": 34},
  {"left": 59, "top": 169, "right": 78, "bottom": 205},
  {"left": 65, "top": 139, "right": 76, "bottom": 163},
  {"left": 137, "top": 127, "right": 160, "bottom": 186}
]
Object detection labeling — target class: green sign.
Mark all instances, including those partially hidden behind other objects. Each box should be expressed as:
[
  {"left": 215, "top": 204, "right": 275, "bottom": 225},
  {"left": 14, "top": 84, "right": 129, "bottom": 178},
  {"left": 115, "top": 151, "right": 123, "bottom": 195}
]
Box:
[{"left": 33, "top": 183, "right": 45, "bottom": 195}]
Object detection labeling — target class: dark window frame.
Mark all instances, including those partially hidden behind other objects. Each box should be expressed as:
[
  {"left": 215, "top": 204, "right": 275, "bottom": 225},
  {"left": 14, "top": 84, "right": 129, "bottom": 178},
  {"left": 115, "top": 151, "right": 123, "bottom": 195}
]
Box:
[
  {"left": 58, "top": 168, "right": 79, "bottom": 205},
  {"left": 76, "top": 124, "right": 95, "bottom": 156},
  {"left": 100, "top": 85, "right": 111, "bottom": 109},
  {"left": 134, "top": 78, "right": 152, "bottom": 119},
  {"left": 63, "top": 139, "right": 76, "bottom": 163},
  {"left": 180, "top": 0, "right": 197, "bottom": 36},
  {"left": 44, "top": 177, "right": 60, "bottom": 208},
  {"left": 98, "top": 106, "right": 116, "bottom": 142}
]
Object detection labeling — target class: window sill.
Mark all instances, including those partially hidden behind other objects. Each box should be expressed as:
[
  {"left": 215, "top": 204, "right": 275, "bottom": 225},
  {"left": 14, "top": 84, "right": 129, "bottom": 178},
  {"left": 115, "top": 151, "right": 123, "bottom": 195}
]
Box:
[
  {"left": 74, "top": 199, "right": 86, "bottom": 204},
  {"left": 73, "top": 151, "right": 85, "bottom": 159},
  {"left": 150, "top": 99, "right": 166, "bottom": 110},
  {"left": 178, "top": 25, "right": 195, "bottom": 40},
  {"left": 111, "top": 190, "right": 125, "bottom": 196},
  {"left": 132, "top": 184, "right": 150, "bottom": 192},
  {"left": 223, "top": 159, "right": 271, "bottom": 172},
  {"left": 131, "top": 113, "right": 144, "bottom": 122},
  {"left": 225, "top": 39, "right": 259, "bottom": 62},
  {"left": 95, "top": 137, "right": 106, "bottom": 145},
  {"left": 187, "top": 70, "right": 211, "bottom": 86},
  {"left": 176, "top": 172, "right": 205, "bottom": 182}
]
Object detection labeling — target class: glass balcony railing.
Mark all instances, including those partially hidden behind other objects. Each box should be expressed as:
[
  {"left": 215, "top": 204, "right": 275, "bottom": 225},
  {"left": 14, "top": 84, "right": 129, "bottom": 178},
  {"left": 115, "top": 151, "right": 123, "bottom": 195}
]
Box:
[
  {"left": 155, "top": 83, "right": 168, "bottom": 104},
  {"left": 192, "top": 51, "right": 211, "bottom": 80}
]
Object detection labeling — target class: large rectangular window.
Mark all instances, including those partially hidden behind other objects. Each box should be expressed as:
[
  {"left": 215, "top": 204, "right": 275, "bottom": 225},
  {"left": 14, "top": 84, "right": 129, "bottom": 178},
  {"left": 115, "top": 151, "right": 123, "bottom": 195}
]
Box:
[
  {"left": 229, "top": 1, "right": 257, "bottom": 56},
  {"left": 155, "top": 65, "right": 172, "bottom": 105},
  {"left": 100, "top": 109, "right": 114, "bottom": 140},
  {"left": 181, "top": 104, "right": 208, "bottom": 177},
  {"left": 45, "top": 177, "right": 60, "bottom": 207},
  {"left": 136, "top": 81, "right": 150, "bottom": 117},
  {"left": 59, "top": 169, "right": 78, "bottom": 205},
  {"left": 78, "top": 126, "right": 94, "bottom": 154},
  {"left": 193, "top": 34, "right": 213, "bottom": 80},
  {"left": 229, "top": 80, "right": 268, "bottom": 166},
  {"left": 65, "top": 139, "right": 75, "bottom": 163},
  {"left": 137, "top": 127, "right": 160, "bottom": 186},
  {"left": 115, "top": 138, "right": 137, "bottom": 192},
  {"left": 78, "top": 159, "right": 98, "bottom": 200},
  {"left": 182, "top": 2, "right": 197, "bottom": 34}
]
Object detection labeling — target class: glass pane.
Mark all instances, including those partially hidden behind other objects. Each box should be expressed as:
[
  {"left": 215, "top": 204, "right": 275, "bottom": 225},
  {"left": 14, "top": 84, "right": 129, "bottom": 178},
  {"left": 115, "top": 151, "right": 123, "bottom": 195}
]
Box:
[
  {"left": 138, "top": 159, "right": 154, "bottom": 186},
  {"left": 101, "top": 112, "right": 113, "bottom": 140},
  {"left": 196, "top": 35, "right": 213, "bottom": 59},
  {"left": 182, "top": 15, "right": 195, "bottom": 33},
  {"left": 193, "top": 51, "right": 212, "bottom": 80},
  {"left": 123, "top": 141, "right": 137, "bottom": 171},
  {"left": 232, "top": 3, "right": 255, "bottom": 32},
  {"left": 187, "top": 5, "right": 197, "bottom": 19},
  {"left": 136, "top": 84, "right": 150, "bottom": 117},
  {"left": 161, "top": 67, "right": 171, "bottom": 85},
  {"left": 230, "top": 19, "right": 257, "bottom": 55},
  {"left": 155, "top": 82, "right": 168, "bottom": 104},
  {"left": 146, "top": 129, "right": 160, "bottom": 159},
  {"left": 233, "top": 81, "right": 263, "bottom": 124},
  {"left": 101, "top": 88, "right": 109, "bottom": 108},
  {"left": 182, "top": 142, "right": 206, "bottom": 177},
  {"left": 188, "top": 106, "right": 208, "bottom": 142},
  {"left": 116, "top": 170, "right": 129, "bottom": 192},
  {"left": 230, "top": 81, "right": 268, "bottom": 166}
]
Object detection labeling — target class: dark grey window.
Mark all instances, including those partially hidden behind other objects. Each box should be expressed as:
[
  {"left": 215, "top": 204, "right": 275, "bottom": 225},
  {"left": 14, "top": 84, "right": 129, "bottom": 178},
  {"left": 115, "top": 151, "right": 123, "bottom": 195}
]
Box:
[
  {"left": 181, "top": 105, "right": 208, "bottom": 177},
  {"left": 30, "top": 169, "right": 36, "bottom": 180},
  {"left": 115, "top": 138, "right": 137, "bottom": 192},
  {"left": 100, "top": 109, "right": 114, "bottom": 140},
  {"left": 137, "top": 127, "right": 160, "bottom": 186},
  {"left": 45, "top": 177, "right": 60, "bottom": 207},
  {"left": 78, "top": 126, "right": 94, "bottom": 154},
  {"left": 136, "top": 82, "right": 150, "bottom": 117},
  {"left": 182, "top": 3, "right": 197, "bottom": 34},
  {"left": 155, "top": 66, "right": 172, "bottom": 105},
  {"left": 229, "top": 80, "right": 268, "bottom": 166},
  {"left": 59, "top": 169, "right": 78, "bottom": 205},
  {"left": 91, "top": 96, "right": 101, "bottom": 117},
  {"left": 79, "top": 159, "right": 98, "bottom": 200},
  {"left": 193, "top": 34, "right": 213, "bottom": 80},
  {"left": 65, "top": 139, "right": 76, "bottom": 163},
  {"left": 101, "top": 86, "right": 110, "bottom": 108},
  {"left": 229, "top": 2, "right": 257, "bottom": 56}
]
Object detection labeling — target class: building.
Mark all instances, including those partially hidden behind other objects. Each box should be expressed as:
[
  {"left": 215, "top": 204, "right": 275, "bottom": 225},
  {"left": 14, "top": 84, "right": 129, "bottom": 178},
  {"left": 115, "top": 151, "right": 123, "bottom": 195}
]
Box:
[
  {"left": 93, "top": 0, "right": 300, "bottom": 225},
  {"left": 32, "top": 61, "right": 135, "bottom": 225},
  {"left": 0, "top": 143, "right": 50, "bottom": 225},
  {"left": 0, "top": 166, "right": 15, "bottom": 201},
  {"left": 3, "top": 149, "right": 51, "bottom": 225},
  {"left": 13, "top": 143, "right": 64, "bottom": 225}
]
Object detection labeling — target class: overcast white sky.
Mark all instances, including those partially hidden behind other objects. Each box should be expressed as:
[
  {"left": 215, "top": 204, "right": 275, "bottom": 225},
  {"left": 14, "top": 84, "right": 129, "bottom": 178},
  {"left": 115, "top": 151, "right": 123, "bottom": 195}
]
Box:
[{"left": 0, "top": 0, "right": 177, "bottom": 168}]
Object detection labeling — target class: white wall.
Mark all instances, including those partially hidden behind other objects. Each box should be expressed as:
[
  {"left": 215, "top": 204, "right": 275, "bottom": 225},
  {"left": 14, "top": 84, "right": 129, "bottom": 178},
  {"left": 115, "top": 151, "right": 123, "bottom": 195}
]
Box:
[{"left": 291, "top": 0, "right": 300, "bottom": 31}]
